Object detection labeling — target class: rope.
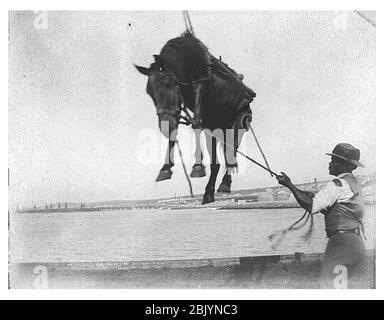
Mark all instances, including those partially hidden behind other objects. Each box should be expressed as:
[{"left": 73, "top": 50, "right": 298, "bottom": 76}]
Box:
[
  {"left": 175, "top": 140, "right": 194, "bottom": 198},
  {"left": 250, "top": 126, "right": 273, "bottom": 177},
  {"left": 269, "top": 210, "right": 315, "bottom": 250},
  {"left": 230, "top": 141, "right": 278, "bottom": 177},
  {"left": 354, "top": 11, "right": 376, "bottom": 28},
  {"left": 183, "top": 11, "right": 195, "bottom": 36},
  {"left": 181, "top": 11, "right": 213, "bottom": 80}
]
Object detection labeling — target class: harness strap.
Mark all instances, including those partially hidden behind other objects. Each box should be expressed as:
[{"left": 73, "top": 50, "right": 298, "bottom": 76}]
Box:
[
  {"left": 156, "top": 108, "right": 180, "bottom": 116},
  {"left": 176, "top": 77, "right": 212, "bottom": 86}
]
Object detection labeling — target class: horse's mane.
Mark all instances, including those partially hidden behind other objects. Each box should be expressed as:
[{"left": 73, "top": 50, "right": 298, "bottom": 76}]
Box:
[{"left": 159, "top": 32, "right": 211, "bottom": 83}]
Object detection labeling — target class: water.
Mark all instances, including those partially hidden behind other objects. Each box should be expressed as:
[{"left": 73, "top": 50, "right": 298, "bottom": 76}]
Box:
[{"left": 10, "top": 206, "right": 375, "bottom": 263}]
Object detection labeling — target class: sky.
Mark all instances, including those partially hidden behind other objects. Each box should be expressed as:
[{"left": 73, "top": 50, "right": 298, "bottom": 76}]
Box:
[{"left": 8, "top": 11, "right": 375, "bottom": 208}]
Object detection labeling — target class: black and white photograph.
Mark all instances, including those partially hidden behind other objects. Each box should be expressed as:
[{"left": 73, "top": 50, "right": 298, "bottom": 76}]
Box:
[{"left": 7, "top": 9, "right": 376, "bottom": 292}]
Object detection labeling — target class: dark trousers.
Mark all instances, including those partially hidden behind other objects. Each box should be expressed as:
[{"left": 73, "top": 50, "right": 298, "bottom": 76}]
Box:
[{"left": 321, "top": 233, "right": 366, "bottom": 288}]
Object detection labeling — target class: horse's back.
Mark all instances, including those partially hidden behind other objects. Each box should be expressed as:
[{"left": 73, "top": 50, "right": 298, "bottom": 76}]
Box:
[
  {"left": 211, "top": 57, "right": 256, "bottom": 101},
  {"left": 160, "top": 34, "right": 209, "bottom": 83}
]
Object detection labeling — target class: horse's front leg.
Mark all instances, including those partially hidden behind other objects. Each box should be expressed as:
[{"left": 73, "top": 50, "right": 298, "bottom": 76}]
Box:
[
  {"left": 156, "top": 139, "right": 176, "bottom": 182},
  {"left": 190, "top": 128, "right": 206, "bottom": 178},
  {"left": 192, "top": 82, "right": 205, "bottom": 127},
  {"left": 202, "top": 136, "right": 219, "bottom": 204}
]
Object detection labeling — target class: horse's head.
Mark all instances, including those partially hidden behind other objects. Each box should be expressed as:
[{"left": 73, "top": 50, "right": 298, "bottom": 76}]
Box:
[{"left": 135, "top": 55, "right": 181, "bottom": 137}]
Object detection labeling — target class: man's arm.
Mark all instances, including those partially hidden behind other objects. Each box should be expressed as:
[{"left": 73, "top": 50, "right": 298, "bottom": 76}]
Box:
[{"left": 276, "top": 172, "right": 314, "bottom": 212}]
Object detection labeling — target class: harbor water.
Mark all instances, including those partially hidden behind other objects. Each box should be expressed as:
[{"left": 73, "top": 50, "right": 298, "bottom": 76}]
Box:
[{"left": 10, "top": 206, "right": 375, "bottom": 263}]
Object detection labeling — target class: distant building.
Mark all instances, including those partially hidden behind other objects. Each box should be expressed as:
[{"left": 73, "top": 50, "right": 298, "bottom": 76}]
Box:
[
  {"left": 235, "top": 195, "right": 259, "bottom": 204},
  {"left": 257, "top": 192, "right": 274, "bottom": 202},
  {"left": 157, "top": 198, "right": 175, "bottom": 204},
  {"left": 276, "top": 190, "right": 292, "bottom": 201}
]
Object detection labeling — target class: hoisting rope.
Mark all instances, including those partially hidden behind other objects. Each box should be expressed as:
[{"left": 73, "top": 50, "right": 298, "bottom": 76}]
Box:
[
  {"left": 183, "top": 11, "right": 195, "bottom": 37},
  {"left": 181, "top": 11, "right": 212, "bottom": 81}
]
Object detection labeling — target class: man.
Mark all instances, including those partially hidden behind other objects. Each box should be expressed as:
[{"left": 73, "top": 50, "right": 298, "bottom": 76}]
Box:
[{"left": 276, "top": 143, "right": 366, "bottom": 288}]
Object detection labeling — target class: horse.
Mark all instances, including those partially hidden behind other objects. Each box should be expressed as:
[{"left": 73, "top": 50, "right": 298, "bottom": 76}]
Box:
[{"left": 135, "top": 32, "right": 256, "bottom": 204}]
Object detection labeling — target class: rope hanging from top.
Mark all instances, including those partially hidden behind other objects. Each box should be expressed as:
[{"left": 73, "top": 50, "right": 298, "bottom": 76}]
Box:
[
  {"left": 181, "top": 11, "right": 212, "bottom": 80},
  {"left": 183, "top": 11, "right": 195, "bottom": 36}
]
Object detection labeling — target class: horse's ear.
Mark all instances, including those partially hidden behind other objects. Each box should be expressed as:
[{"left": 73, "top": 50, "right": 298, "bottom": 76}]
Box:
[
  {"left": 153, "top": 55, "right": 164, "bottom": 68},
  {"left": 134, "top": 64, "right": 151, "bottom": 76}
]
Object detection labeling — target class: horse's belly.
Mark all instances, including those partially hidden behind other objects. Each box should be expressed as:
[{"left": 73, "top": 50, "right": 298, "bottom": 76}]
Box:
[{"left": 202, "top": 77, "right": 252, "bottom": 128}]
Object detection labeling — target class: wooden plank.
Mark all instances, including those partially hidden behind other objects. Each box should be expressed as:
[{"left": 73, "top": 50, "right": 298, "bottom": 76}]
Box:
[
  {"left": 11, "top": 250, "right": 374, "bottom": 271},
  {"left": 11, "top": 249, "right": 375, "bottom": 272}
]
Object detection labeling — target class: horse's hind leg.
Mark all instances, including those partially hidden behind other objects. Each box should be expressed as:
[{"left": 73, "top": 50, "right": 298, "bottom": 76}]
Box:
[
  {"left": 217, "top": 128, "right": 238, "bottom": 193},
  {"left": 190, "top": 128, "right": 206, "bottom": 178},
  {"left": 202, "top": 135, "right": 219, "bottom": 204},
  {"left": 217, "top": 171, "right": 232, "bottom": 193},
  {"left": 217, "top": 124, "right": 248, "bottom": 192}
]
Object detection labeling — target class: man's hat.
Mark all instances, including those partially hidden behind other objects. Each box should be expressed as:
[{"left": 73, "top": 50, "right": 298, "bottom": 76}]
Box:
[{"left": 326, "top": 143, "right": 364, "bottom": 167}]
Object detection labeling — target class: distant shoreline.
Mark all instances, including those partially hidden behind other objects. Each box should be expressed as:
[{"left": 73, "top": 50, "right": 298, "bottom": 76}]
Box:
[
  {"left": 16, "top": 174, "right": 375, "bottom": 214},
  {"left": 16, "top": 199, "right": 376, "bottom": 214}
]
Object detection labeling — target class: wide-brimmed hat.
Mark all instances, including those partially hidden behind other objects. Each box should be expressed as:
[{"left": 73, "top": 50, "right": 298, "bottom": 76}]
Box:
[{"left": 326, "top": 143, "right": 364, "bottom": 167}]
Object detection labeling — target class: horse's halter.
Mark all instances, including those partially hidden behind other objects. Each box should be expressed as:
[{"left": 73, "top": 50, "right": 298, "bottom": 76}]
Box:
[
  {"left": 153, "top": 74, "right": 193, "bottom": 127},
  {"left": 155, "top": 83, "right": 181, "bottom": 117},
  {"left": 149, "top": 38, "right": 213, "bottom": 127}
]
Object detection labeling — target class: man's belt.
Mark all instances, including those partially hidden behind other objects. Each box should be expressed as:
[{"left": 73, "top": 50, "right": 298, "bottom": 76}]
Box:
[{"left": 327, "top": 227, "right": 362, "bottom": 238}]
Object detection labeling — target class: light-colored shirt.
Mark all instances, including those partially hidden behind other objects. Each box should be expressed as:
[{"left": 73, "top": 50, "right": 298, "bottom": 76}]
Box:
[{"left": 311, "top": 173, "right": 354, "bottom": 214}]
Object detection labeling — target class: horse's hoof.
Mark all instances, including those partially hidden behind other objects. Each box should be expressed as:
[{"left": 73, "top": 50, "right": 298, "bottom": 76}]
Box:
[
  {"left": 202, "top": 193, "right": 215, "bottom": 205},
  {"left": 190, "top": 165, "right": 206, "bottom": 178},
  {"left": 217, "top": 182, "right": 231, "bottom": 193},
  {"left": 155, "top": 169, "right": 173, "bottom": 182}
]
